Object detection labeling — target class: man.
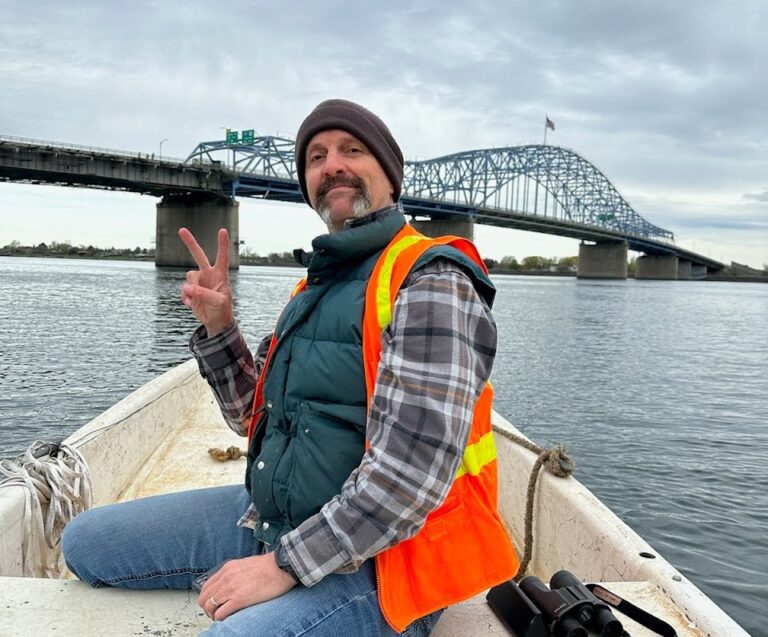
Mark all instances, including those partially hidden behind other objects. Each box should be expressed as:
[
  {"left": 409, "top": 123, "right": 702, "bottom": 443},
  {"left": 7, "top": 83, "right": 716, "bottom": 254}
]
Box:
[{"left": 63, "top": 99, "right": 518, "bottom": 636}]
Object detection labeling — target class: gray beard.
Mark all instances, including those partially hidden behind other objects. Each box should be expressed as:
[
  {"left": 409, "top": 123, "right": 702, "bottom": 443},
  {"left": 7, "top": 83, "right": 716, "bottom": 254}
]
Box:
[{"left": 318, "top": 189, "right": 372, "bottom": 231}]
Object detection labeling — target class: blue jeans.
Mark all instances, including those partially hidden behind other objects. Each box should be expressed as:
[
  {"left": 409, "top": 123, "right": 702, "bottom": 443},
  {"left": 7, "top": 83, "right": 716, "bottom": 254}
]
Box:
[{"left": 62, "top": 485, "right": 442, "bottom": 636}]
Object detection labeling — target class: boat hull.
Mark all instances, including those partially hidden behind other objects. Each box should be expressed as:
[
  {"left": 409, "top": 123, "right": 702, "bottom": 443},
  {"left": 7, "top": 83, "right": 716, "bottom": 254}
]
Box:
[{"left": 0, "top": 359, "right": 748, "bottom": 636}]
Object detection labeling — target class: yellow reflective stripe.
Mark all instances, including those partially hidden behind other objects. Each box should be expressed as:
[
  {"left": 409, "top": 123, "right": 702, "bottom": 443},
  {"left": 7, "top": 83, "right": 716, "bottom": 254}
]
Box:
[
  {"left": 376, "top": 235, "right": 427, "bottom": 330},
  {"left": 455, "top": 431, "right": 497, "bottom": 479}
]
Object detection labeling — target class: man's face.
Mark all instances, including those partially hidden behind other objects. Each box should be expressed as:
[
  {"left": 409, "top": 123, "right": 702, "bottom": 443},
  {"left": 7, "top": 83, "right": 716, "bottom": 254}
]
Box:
[{"left": 305, "top": 129, "right": 394, "bottom": 232}]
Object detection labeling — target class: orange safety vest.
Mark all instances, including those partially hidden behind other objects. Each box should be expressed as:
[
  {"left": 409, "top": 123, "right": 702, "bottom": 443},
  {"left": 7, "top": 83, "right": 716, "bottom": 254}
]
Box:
[{"left": 249, "top": 223, "right": 520, "bottom": 632}]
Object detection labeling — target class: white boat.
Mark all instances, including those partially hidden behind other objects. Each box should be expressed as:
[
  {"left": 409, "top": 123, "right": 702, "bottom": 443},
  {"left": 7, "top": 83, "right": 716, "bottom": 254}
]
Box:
[{"left": 0, "top": 360, "right": 749, "bottom": 636}]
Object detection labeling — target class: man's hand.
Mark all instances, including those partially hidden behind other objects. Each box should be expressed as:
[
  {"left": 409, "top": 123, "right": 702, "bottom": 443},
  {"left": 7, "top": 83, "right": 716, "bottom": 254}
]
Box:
[
  {"left": 179, "top": 227, "right": 234, "bottom": 337},
  {"left": 198, "top": 552, "right": 297, "bottom": 622}
]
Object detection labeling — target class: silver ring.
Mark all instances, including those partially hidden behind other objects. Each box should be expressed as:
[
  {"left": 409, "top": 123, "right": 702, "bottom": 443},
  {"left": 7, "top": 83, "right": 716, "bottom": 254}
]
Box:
[{"left": 209, "top": 595, "right": 221, "bottom": 607}]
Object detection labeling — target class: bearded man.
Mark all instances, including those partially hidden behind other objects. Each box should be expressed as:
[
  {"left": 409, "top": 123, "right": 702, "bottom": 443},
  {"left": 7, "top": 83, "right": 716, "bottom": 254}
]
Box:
[{"left": 63, "top": 99, "right": 518, "bottom": 637}]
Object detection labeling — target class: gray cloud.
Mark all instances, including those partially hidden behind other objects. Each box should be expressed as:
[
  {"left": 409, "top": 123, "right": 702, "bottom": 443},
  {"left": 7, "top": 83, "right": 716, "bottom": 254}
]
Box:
[
  {"left": 743, "top": 191, "right": 768, "bottom": 203},
  {"left": 0, "top": 0, "right": 766, "bottom": 266}
]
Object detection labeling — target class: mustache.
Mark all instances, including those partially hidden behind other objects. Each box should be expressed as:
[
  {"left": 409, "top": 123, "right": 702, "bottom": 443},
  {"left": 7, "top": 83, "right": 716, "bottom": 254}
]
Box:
[{"left": 315, "top": 175, "right": 366, "bottom": 201}]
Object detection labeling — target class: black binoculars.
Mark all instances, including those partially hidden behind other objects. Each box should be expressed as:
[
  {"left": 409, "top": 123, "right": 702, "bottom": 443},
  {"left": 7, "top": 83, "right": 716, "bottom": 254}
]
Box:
[{"left": 487, "top": 569, "right": 624, "bottom": 637}]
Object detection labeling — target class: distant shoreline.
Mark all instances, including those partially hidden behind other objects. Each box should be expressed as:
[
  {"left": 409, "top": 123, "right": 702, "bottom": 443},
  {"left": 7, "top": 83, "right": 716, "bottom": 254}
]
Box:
[
  {"left": 2, "top": 252, "right": 765, "bottom": 282},
  {"left": 0, "top": 252, "right": 155, "bottom": 262}
]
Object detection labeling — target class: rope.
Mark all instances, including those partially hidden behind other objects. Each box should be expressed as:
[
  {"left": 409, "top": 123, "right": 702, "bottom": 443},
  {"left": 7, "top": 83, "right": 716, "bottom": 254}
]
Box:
[
  {"left": 0, "top": 440, "right": 93, "bottom": 578},
  {"left": 208, "top": 446, "right": 246, "bottom": 461},
  {"left": 493, "top": 428, "right": 575, "bottom": 582}
]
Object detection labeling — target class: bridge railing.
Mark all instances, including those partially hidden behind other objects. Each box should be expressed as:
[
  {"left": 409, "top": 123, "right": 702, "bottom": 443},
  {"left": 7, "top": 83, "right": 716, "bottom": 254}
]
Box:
[{"left": 0, "top": 134, "right": 209, "bottom": 165}]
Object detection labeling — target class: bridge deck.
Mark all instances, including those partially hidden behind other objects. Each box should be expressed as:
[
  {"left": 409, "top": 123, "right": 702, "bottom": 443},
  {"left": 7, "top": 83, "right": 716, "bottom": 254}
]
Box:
[{"left": 0, "top": 135, "right": 723, "bottom": 270}]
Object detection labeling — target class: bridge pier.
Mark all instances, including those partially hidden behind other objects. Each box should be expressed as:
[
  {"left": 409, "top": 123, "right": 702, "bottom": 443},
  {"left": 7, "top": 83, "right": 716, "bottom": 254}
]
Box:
[
  {"left": 155, "top": 193, "right": 240, "bottom": 269},
  {"left": 691, "top": 264, "right": 708, "bottom": 280},
  {"left": 677, "top": 259, "right": 692, "bottom": 280},
  {"left": 410, "top": 217, "right": 474, "bottom": 240},
  {"left": 635, "top": 255, "right": 678, "bottom": 280},
  {"left": 577, "top": 241, "right": 628, "bottom": 279}
]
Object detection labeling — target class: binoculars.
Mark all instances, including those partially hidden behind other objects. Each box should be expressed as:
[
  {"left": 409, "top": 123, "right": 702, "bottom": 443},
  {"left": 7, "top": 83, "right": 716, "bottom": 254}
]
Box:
[{"left": 487, "top": 569, "right": 624, "bottom": 637}]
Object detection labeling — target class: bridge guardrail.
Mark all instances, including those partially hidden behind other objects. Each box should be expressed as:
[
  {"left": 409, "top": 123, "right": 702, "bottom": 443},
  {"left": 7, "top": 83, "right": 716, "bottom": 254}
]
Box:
[{"left": 0, "top": 134, "right": 215, "bottom": 166}]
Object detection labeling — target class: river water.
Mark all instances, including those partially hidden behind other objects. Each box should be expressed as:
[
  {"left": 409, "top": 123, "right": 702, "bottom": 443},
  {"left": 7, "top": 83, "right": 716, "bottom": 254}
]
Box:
[{"left": 1, "top": 256, "right": 766, "bottom": 635}]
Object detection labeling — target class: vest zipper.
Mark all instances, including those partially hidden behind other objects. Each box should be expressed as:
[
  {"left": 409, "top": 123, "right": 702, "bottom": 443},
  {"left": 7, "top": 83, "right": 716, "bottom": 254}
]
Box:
[
  {"left": 374, "top": 556, "right": 398, "bottom": 631},
  {"left": 250, "top": 405, "right": 266, "bottom": 434}
]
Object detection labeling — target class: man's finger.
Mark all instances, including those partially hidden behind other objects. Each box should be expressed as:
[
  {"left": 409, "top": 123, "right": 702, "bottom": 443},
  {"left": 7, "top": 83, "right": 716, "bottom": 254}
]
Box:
[
  {"left": 213, "top": 600, "right": 237, "bottom": 622},
  {"left": 214, "top": 228, "right": 230, "bottom": 271},
  {"left": 181, "top": 283, "right": 227, "bottom": 307},
  {"left": 178, "top": 227, "right": 212, "bottom": 270}
]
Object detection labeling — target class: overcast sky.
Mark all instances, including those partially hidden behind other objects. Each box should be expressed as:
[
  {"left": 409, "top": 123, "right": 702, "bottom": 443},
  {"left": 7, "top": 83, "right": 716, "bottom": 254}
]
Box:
[{"left": 1, "top": 0, "right": 766, "bottom": 268}]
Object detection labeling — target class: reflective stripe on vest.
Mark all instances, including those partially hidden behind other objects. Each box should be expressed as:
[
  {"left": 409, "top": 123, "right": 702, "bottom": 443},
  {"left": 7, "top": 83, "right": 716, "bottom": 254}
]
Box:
[
  {"left": 373, "top": 234, "right": 424, "bottom": 331},
  {"left": 365, "top": 224, "right": 519, "bottom": 632},
  {"left": 456, "top": 430, "right": 496, "bottom": 479}
]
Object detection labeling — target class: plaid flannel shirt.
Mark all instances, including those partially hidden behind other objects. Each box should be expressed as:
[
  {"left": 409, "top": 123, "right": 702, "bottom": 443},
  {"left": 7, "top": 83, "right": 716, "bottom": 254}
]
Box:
[{"left": 190, "top": 224, "right": 497, "bottom": 588}]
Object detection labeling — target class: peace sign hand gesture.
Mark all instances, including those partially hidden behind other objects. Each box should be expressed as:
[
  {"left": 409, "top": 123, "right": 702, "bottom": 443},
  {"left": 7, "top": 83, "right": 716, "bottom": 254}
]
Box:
[{"left": 179, "top": 227, "right": 234, "bottom": 337}]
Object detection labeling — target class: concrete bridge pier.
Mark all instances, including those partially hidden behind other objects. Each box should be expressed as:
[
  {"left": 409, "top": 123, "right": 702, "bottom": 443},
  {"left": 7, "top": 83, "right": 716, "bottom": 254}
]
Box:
[
  {"left": 635, "top": 255, "right": 678, "bottom": 280},
  {"left": 691, "top": 264, "right": 708, "bottom": 280},
  {"left": 155, "top": 193, "right": 240, "bottom": 269},
  {"left": 677, "top": 259, "right": 692, "bottom": 280},
  {"left": 411, "top": 216, "right": 474, "bottom": 240},
  {"left": 577, "top": 241, "right": 628, "bottom": 279}
]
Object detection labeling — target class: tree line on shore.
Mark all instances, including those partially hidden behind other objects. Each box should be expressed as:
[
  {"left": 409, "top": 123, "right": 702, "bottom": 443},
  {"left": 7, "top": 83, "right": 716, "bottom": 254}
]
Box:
[
  {"left": 1, "top": 240, "right": 153, "bottom": 260},
  {"left": 4, "top": 240, "right": 766, "bottom": 278},
  {"left": 240, "top": 250, "right": 584, "bottom": 272},
  {"left": 2, "top": 240, "right": 581, "bottom": 272}
]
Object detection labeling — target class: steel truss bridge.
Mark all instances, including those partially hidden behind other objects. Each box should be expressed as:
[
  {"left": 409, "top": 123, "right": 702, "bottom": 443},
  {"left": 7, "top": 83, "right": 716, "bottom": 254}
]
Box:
[
  {"left": 187, "top": 136, "right": 698, "bottom": 261},
  {"left": 0, "top": 134, "right": 722, "bottom": 269}
]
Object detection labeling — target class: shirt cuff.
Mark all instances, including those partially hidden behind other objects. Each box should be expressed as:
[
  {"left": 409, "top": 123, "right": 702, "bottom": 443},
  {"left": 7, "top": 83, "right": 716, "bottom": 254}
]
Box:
[
  {"left": 188, "top": 321, "right": 245, "bottom": 372},
  {"left": 279, "top": 514, "right": 353, "bottom": 587}
]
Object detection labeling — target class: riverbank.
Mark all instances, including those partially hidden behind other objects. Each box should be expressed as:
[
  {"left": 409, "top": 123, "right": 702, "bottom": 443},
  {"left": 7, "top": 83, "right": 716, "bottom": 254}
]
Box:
[
  {"left": 0, "top": 247, "right": 154, "bottom": 261},
  {"left": 2, "top": 251, "right": 765, "bottom": 281}
]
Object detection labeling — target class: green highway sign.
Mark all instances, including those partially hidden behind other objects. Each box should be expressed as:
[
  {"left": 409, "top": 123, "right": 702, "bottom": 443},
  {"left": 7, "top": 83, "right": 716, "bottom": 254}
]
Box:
[
  {"left": 242, "top": 129, "right": 255, "bottom": 144},
  {"left": 226, "top": 130, "right": 239, "bottom": 144}
]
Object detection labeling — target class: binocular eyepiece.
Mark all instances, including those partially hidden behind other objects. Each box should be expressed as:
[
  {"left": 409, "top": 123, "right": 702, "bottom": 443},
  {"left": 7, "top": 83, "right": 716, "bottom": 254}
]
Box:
[{"left": 518, "top": 570, "right": 623, "bottom": 637}]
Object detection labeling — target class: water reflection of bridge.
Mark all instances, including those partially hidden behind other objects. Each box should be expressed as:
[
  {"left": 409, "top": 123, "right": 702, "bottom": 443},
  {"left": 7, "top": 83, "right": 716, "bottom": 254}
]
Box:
[{"left": 0, "top": 134, "right": 723, "bottom": 279}]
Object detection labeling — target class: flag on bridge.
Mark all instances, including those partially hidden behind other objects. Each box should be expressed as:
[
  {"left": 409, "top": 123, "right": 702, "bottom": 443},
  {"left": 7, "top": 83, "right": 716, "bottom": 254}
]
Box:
[{"left": 546, "top": 116, "right": 555, "bottom": 131}]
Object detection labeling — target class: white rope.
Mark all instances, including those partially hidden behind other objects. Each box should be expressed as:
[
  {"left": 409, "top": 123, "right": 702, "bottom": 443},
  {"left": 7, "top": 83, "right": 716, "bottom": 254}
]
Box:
[{"left": 0, "top": 441, "right": 93, "bottom": 578}]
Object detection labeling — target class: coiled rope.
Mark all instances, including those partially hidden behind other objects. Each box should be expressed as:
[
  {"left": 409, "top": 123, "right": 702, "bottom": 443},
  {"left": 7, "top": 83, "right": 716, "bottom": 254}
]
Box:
[
  {"left": 492, "top": 428, "right": 575, "bottom": 582},
  {"left": 208, "top": 446, "right": 246, "bottom": 461},
  {"left": 0, "top": 441, "right": 93, "bottom": 578}
]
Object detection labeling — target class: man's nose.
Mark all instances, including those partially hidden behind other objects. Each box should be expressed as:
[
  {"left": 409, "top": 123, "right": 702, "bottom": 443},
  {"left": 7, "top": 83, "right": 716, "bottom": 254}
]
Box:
[{"left": 323, "top": 149, "right": 347, "bottom": 176}]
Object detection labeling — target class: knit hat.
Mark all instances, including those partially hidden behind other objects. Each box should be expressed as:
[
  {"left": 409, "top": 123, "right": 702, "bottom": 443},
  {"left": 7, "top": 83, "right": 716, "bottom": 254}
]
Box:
[{"left": 295, "top": 99, "right": 404, "bottom": 207}]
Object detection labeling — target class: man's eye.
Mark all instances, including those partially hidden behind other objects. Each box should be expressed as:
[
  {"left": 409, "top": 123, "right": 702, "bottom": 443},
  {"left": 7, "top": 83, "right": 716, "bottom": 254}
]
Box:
[
  {"left": 347, "top": 147, "right": 362, "bottom": 154},
  {"left": 308, "top": 153, "right": 324, "bottom": 164}
]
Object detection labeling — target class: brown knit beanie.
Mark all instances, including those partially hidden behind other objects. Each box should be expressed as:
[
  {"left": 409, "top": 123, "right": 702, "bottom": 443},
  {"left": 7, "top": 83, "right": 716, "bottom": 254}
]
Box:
[{"left": 295, "top": 99, "right": 404, "bottom": 207}]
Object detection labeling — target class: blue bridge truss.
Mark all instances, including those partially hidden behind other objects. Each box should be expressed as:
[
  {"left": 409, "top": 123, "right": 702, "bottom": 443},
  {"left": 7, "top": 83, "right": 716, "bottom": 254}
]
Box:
[{"left": 186, "top": 136, "right": 674, "bottom": 246}]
